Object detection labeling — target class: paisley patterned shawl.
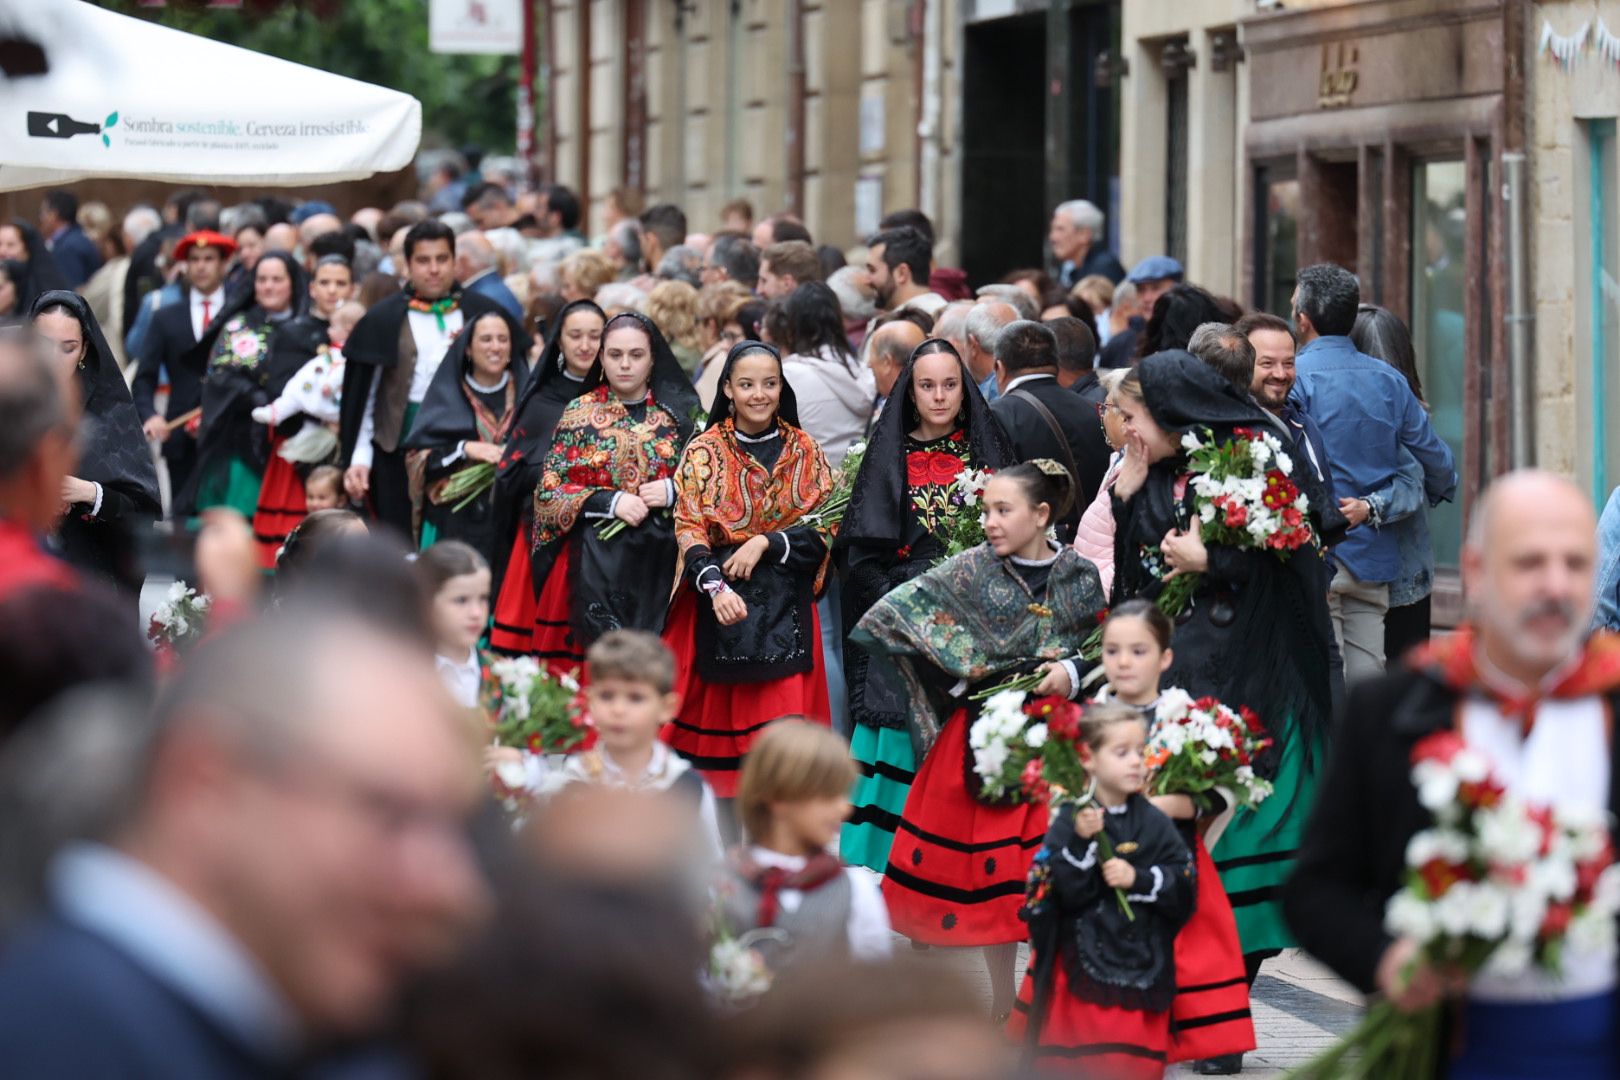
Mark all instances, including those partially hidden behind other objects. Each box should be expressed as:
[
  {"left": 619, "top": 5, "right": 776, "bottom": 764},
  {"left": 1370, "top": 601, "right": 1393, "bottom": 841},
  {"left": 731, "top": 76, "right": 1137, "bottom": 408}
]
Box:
[
  {"left": 673, "top": 417, "right": 834, "bottom": 590},
  {"left": 852, "top": 543, "right": 1104, "bottom": 750},
  {"left": 531, "top": 384, "right": 687, "bottom": 549}
]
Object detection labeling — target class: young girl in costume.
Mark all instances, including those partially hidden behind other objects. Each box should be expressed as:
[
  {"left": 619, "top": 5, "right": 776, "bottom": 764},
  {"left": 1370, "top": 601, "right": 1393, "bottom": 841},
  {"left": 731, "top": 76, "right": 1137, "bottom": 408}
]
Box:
[
  {"left": 416, "top": 540, "right": 495, "bottom": 710},
  {"left": 528, "top": 312, "right": 699, "bottom": 677},
  {"left": 851, "top": 461, "right": 1104, "bottom": 1019},
  {"left": 835, "top": 337, "right": 1014, "bottom": 874},
  {"left": 1004, "top": 702, "right": 1194, "bottom": 1078},
  {"left": 716, "top": 719, "right": 892, "bottom": 974},
  {"left": 1095, "top": 600, "right": 1256, "bottom": 1074},
  {"left": 663, "top": 342, "right": 833, "bottom": 799},
  {"left": 488, "top": 299, "right": 605, "bottom": 655}
]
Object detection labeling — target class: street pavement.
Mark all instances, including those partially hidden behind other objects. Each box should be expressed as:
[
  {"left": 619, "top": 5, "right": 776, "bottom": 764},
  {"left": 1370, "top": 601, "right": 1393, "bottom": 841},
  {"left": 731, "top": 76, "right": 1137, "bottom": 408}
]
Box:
[{"left": 928, "top": 938, "right": 1362, "bottom": 1076}]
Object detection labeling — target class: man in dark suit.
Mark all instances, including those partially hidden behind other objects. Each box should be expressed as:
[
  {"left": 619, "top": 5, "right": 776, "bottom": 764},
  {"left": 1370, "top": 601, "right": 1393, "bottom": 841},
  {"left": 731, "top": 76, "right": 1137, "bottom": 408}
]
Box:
[
  {"left": 1285, "top": 472, "right": 1620, "bottom": 1073},
  {"left": 457, "top": 232, "right": 522, "bottom": 320},
  {"left": 989, "top": 320, "right": 1110, "bottom": 541},
  {"left": 0, "top": 612, "right": 490, "bottom": 1078},
  {"left": 131, "top": 231, "right": 235, "bottom": 508},
  {"left": 37, "top": 190, "right": 102, "bottom": 290}
]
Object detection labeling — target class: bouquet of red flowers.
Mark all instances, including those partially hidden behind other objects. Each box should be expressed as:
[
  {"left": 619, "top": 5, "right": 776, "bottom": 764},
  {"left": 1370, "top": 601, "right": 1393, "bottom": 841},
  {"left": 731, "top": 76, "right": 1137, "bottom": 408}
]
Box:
[
  {"left": 485, "top": 656, "right": 593, "bottom": 755},
  {"left": 1146, "top": 688, "right": 1273, "bottom": 810},
  {"left": 1292, "top": 731, "right": 1620, "bottom": 1078},
  {"left": 1084, "top": 425, "right": 1316, "bottom": 661},
  {"left": 969, "top": 692, "right": 1134, "bottom": 918}
]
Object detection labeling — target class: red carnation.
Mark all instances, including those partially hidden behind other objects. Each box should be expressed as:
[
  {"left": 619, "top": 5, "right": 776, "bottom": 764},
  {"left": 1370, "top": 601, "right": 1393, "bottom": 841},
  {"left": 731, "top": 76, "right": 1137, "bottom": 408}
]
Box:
[
  {"left": 1048, "top": 705, "right": 1083, "bottom": 743},
  {"left": 1418, "top": 858, "right": 1469, "bottom": 899},
  {"left": 1412, "top": 730, "right": 1466, "bottom": 766},
  {"left": 1542, "top": 902, "right": 1574, "bottom": 939},
  {"left": 1020, "top": 758, "right": 1050, "bottom": 800},
  {"left": 1224, "top": 504, "right": 1249, "bottom": 528}
]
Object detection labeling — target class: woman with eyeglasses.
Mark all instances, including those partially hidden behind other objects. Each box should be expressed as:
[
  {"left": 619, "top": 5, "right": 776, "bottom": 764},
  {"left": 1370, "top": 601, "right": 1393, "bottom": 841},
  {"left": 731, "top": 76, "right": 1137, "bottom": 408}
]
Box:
[
  {"left": 1071, "top": 367, "right": 1131, "bottom": 597},
  {"left": 693, "top": 282, "right": 754, "bottom": 407}
]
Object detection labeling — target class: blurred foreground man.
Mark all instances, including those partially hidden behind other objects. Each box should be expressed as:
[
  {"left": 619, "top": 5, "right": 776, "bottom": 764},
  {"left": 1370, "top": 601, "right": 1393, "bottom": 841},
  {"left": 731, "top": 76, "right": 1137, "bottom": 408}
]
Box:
[
  {"left": 1286, "top": 471, "right": 1620, "bottom": 1078},
  {"left": 0, "top": 613, "right": 490, "bottom": 1077}
]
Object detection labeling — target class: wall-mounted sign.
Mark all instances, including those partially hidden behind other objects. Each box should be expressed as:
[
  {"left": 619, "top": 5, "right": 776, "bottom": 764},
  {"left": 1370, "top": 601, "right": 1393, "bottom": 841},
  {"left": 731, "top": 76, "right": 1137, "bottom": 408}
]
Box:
[{"left": 1317, "top": 42, "right": 1358, "bottom": 109}]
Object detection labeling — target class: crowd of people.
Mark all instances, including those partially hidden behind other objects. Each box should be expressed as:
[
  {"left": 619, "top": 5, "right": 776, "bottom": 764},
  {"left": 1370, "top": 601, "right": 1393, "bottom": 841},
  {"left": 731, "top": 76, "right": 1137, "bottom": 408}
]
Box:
[{"left": 0, "top": 171, "right": 1613, "bottom": 1080}]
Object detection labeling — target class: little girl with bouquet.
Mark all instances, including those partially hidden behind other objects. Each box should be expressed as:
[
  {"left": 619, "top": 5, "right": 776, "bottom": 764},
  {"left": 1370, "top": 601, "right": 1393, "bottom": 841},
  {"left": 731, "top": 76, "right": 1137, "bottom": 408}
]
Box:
[
  {"left": 1094, "top": 600, "right": 1259, "bottom": 1074},
  {"left": 1004, "top": 701, "right": 1193, "bottom": 1078}
]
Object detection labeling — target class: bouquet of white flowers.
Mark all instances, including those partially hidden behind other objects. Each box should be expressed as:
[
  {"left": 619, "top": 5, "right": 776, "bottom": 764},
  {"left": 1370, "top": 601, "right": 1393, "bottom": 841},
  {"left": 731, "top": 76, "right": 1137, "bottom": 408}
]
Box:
[
  {"left": 1291, "top": 730, "right": 1620, "bottom": 1078},
  {"left": 147, "top": 581, "right": 210, "bottom": 662}
]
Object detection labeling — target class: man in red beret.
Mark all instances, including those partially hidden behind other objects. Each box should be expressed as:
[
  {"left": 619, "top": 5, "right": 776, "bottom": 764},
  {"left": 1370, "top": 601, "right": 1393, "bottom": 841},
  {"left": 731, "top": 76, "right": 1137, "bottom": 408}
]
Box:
[{"left": 131, "top": 230, "right": 237, "bottom": 508}]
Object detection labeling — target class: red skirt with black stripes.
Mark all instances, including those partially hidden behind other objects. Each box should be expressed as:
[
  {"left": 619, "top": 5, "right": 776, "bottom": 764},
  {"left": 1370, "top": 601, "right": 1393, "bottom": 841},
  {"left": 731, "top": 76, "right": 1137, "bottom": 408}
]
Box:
[
  {"left": 530, "top": 541, "right": 587, "bottom": 679},
  {"left": 1006, "top": 958, "right": 1171, "bottom": 1079},
  {"left": 880, "top": 706, "right": 1049, "bottom": 946},
  {"left": 490, "top": 524, "right": 537, "bottom": 655},
  {"left": 1168, "top": 836, "right": 1255, "bottom": 1062},
  {"left": 251, "top": 438, "right": 306, "bottom": 570},
  {"left": 661, "top": 588, "right": 831, "bottom": 798}
]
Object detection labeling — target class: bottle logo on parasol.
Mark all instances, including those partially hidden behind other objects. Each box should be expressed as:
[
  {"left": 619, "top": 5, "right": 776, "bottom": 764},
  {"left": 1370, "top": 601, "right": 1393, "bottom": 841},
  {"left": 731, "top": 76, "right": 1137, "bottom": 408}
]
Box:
[{"left": 27, "top": 111, "right": 118, "bottom": 147}]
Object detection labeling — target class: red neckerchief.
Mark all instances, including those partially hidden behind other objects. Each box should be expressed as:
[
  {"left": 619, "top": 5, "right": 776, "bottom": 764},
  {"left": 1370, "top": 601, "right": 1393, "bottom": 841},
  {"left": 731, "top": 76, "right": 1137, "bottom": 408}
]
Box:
[
  {"left": 1411, "top": 625, "right": 1620, "bottom": 737},
  {"left": 728, "top": 847, "right": 843, "bottom": 930},
  {"left": 0, "top": 518, "right": 75, "bottom": 602}
]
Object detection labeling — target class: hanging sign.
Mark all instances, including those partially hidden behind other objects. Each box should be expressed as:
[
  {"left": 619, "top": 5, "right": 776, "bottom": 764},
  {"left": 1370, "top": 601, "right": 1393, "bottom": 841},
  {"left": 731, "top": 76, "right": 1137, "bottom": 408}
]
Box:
[{"left": 429, "top": 0, "right": 523, "bottom": 55}]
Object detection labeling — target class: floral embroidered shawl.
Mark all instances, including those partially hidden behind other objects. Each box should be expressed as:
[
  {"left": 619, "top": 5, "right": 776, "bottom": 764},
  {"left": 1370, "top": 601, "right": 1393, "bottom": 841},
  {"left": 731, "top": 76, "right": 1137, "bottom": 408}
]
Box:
[
  {"left": 532, "top": 384, "right": 686, "bottom": 549},
  {"left": 673, "top": 417, "right": 833, "bottom": 591},
  {"left": 851, "top": 543, "right": 1104, "bottom": 751}
]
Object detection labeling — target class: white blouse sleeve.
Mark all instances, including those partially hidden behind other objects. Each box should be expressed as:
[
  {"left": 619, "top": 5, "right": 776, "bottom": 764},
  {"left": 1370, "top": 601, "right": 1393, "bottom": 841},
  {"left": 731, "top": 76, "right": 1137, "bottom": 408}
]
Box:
[{"left": 844, "top": 868, "right": 894, "bottom": 961}]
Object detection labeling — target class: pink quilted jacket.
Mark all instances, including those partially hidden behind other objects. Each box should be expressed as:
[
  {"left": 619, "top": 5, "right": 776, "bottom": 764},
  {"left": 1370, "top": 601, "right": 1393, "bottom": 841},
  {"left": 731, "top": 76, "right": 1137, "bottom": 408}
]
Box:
[{"left": 1072, "top": 454, "right": 1122, "bottom": 598}]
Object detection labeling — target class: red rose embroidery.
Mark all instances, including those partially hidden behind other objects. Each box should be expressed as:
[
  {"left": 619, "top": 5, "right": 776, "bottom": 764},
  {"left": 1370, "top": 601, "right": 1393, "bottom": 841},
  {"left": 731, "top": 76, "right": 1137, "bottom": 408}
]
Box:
[
  {"left": 928, "top": 451, "right": 964, "bottom": 485},
  {"left": 906, "top": 451, "right": 931, "bottom": 487}
]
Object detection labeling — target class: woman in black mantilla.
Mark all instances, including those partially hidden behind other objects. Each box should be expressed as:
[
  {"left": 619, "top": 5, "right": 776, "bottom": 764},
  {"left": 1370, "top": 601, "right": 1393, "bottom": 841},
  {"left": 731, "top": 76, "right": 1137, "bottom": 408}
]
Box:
[
  {"left": 489, "top": 298, "right": 604, "bottom": 654},
  {"left": 835, "top": 337, "right": 1014, "bottom": 874},
  {"left": 0, "top": 220, "right": 69, "bottom": 317},
  {"left": 29, "top": 291, "right": 161, "bottom": 599},
  {"left": 528, "top": 311, "right": 700, "bottom": 675},
  {"left": 179, "top": 251, "right": 309, "bottom": 520},
  {"left": 1109, "top": 349, "right": 1342, "bottom": 977},
  {"left": 402, "top": 308, "right": 531, "bottom": 567}
]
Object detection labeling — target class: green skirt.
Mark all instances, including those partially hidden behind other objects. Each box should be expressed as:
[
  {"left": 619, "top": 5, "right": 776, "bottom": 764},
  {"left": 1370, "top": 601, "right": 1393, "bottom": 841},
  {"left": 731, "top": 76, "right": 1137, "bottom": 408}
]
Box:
[
  {"left": 195, "top": 456, "right": 263, "bottom": 520},
  {"left": 839, "top": 724, "right": 917, "bottom": 873},
  {"left": 1209, "top": 728, "right": 1321, "bottom": 956}
]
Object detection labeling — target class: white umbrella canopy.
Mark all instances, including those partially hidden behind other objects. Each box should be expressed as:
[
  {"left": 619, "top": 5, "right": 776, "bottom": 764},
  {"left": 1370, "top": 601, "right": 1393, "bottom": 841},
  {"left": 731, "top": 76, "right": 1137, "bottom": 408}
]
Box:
[{"left": 0, "top": 0, "right": 421, "bottom": 193}]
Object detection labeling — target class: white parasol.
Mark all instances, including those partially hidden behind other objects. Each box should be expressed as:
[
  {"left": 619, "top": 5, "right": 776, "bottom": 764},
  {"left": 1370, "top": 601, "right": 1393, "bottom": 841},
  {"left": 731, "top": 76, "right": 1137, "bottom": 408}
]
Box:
[{"left": 0, "top": 0, "right": 421, "bottom": 193}]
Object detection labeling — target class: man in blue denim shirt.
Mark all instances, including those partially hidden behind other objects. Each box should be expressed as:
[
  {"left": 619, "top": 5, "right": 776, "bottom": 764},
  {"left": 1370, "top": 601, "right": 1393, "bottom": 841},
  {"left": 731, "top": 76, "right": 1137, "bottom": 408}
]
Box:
[{"left": 1289, "top": 264, "right": 1456, "bottom": 685}]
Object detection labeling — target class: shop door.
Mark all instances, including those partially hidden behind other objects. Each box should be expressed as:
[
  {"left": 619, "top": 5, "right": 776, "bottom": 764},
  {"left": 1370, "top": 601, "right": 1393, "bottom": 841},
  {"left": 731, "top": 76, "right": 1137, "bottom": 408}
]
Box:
[{"left": 1410, "top": 159, "right": 1467, "bottom": 569}]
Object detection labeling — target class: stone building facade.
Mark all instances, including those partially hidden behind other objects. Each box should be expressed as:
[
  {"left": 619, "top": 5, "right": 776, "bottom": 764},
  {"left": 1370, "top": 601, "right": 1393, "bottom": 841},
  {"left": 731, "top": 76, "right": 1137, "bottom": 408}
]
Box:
[{"left": 543, "top": 0, "right": 966, "bottom": 259}]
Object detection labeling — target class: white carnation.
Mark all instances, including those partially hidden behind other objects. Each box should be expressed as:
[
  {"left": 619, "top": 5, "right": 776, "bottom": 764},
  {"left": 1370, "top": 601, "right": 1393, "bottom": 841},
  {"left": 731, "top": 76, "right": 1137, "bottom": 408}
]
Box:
[
  {"left": 1476, "top": 805, "right": 1543, "bottom": 868},
  {"left": 1025, "top": 723, "right": 1049, "bottom": 749},
  {"left": 1385, "top": 891, "right": 1437, "bottom": 944},
  {"left": 1482, "top": 939, "right": 1535, "bottom": 978}
]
